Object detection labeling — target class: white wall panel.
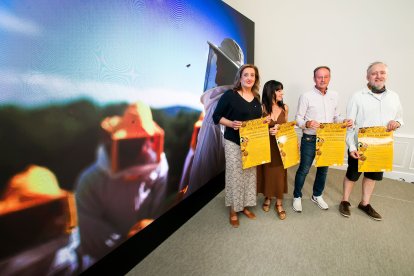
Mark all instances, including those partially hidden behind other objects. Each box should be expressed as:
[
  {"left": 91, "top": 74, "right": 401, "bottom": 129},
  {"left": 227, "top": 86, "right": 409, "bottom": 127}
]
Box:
[{"left": 224, "top": 0, "right": 414, "bottom": 182}]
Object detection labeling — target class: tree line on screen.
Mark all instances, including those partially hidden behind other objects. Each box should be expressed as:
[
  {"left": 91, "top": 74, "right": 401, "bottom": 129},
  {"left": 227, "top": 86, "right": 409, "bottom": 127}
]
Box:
[{"left": 0, "top": 99, "right": 200, "bottom": 196}]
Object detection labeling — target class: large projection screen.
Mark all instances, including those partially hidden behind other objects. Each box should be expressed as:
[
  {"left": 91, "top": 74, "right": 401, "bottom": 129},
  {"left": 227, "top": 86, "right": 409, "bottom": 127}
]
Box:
[{"left": 0, "top": 0, "right": 254, "bottom": 274}]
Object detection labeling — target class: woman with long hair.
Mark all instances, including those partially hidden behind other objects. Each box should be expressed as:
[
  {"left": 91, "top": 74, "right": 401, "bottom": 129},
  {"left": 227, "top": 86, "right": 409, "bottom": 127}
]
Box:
[
  {"left": 212, "top": 64, "right": 262, "bottom": 227},
  {"left": 257, "top": 80, "right": 288, "bottom": 220}
]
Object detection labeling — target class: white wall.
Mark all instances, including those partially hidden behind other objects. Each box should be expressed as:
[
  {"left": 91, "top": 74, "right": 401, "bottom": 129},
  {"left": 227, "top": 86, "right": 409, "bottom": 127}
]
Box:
[{"left": 224, "top": 0, "right": 414, "bottom": 182}]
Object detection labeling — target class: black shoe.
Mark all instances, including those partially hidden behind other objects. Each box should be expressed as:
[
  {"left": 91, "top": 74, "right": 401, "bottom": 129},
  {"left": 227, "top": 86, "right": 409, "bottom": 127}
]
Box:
[
  {"left": 358, "top": 203, "right": 382, "bottom": 221},
  {"left": 339, "top": 201, "right": 351, "bottom": 217}
]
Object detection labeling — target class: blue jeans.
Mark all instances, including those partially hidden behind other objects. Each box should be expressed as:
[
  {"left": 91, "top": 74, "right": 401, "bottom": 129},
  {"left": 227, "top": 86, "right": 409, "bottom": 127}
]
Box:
[{"left": 293, "top": 134, "right": 328, "bottom": 198}]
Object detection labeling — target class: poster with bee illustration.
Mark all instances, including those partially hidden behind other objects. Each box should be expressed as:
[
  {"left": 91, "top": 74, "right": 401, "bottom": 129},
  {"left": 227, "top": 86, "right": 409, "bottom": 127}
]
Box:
[
  {"left": 275, "top": 121, "right": 300, "bottom": 169},
  {"left": 357, "top": 126, "right": 393, "bottom": 172},
  {"left": 239, "top": 118, "right": 271, "bottom": 169},
  {"left": 315, "top": 123, "right": 347, "bottom": 167}
]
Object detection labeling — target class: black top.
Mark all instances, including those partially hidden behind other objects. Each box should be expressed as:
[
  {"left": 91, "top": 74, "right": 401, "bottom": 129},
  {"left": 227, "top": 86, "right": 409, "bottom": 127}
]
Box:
[{"left": 212, "top": 89, "right": 262, "bottom": 145}]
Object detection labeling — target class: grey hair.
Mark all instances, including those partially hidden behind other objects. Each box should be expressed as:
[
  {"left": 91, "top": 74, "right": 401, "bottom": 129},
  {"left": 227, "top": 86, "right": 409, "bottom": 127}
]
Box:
[{"left": 367, "top": 61, "right": 388, "bottom": 75}]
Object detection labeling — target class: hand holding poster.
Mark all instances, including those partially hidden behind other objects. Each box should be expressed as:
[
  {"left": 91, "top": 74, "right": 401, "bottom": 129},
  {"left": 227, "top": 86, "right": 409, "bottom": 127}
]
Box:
[
  {"left": 358, "top": 126, "right": 393, "bottom": 172},
  {"left": 315, "top": 123, "right": 347, "bottom": 167},
  {"left": 239, "top": 118, "right": 271, "bottom": 169},
  {"left": 275, "top": 121, "right": 299, "bottom": 169}
]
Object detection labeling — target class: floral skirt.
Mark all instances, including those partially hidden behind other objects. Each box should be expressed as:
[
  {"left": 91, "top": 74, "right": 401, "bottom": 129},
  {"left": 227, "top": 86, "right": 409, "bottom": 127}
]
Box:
[{"left": 224, "top": 139, "right": 257, "bottom": 212}]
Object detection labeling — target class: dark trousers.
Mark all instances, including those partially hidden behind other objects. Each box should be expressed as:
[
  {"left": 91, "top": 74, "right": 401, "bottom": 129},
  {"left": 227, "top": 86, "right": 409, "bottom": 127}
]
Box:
[{"left": 293, "top": 134, "right": 328, "bottom": 198}]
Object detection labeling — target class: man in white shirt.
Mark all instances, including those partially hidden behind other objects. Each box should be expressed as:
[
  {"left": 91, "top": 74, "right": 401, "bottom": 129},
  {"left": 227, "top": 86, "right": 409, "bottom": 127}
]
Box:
[
  {"left": 293, "top": 66, "right": 352, "bottom": 212},
  {"left": 339, "top": 62, "right": 403, "bottom": 221}
]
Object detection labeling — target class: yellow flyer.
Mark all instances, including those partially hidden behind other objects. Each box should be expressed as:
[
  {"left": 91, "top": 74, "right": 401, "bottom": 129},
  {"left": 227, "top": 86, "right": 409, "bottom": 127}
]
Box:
[
  {"left": 358, "top": 126, "right": 393, "bottom": 172},
  {"left": 315, "top": 123, "right": 347, "bottom": 167},
  {"left": 239, "top": 118, "right": 271, "bottom": 169},
  {"left": 275, "top": 121, "right": 299, "bottom": 169}
]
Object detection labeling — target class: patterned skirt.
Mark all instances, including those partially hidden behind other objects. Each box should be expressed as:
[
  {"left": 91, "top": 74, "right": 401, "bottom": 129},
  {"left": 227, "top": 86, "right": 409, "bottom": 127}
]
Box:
[{"left": 224, "top": 139, "right": 257, "bottom": 212}]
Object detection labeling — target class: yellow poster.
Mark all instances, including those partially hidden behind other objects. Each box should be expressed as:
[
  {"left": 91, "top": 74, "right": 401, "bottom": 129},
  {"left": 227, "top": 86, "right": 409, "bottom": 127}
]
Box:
[
  {"left": 275, "top": 121, "right": 300, "bottom": 169},
  {"left": 315, "top": 123, "right": 347, "bottom": 167},
  {"left": 358, "top": 126, "right": 393, "bottom": 172},
  {"left": 239, "top": 118, "right": 271, "bottom": 169}
]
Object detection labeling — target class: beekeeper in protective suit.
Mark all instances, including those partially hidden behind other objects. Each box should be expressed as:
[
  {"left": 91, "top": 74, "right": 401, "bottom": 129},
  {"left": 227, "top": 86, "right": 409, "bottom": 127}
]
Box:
[
  {"left": 179, "top": 38, "right": 244, "bottom": 197},
  {"left": 75, "top": 101, "right": 168, "bottom": 267},
  {"left": 0, "top": 165, "right": 78, "bottom": 275}
]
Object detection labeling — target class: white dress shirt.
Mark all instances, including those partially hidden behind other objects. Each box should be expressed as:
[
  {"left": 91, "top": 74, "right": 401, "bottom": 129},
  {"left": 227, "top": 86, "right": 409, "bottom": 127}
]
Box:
[
  {"left": 295, "top": 87, "right": 343, "bottom": 135},
  {"left": 346, "top": 87, "right": 404, "bottom": 152}
]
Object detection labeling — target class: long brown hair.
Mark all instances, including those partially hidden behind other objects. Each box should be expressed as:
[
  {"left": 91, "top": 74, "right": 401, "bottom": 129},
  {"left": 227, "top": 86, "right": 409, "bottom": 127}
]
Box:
[{"left": 232, "top": 64, "right": 260, "bottom": 100}]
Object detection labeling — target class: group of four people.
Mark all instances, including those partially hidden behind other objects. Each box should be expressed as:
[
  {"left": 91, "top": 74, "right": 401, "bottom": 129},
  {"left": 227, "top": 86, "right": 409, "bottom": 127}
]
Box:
[{"left": 212, "top": 62, "right": 403, "bottom": 227}]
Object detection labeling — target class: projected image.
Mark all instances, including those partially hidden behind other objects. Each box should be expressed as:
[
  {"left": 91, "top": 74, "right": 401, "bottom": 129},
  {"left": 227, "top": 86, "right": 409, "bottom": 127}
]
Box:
[
  {"left": 179, "top": 38, "right": 245, "bottom": 198},
  {"left": 0, "top": 0, "right": 254, "bottom": 274}
]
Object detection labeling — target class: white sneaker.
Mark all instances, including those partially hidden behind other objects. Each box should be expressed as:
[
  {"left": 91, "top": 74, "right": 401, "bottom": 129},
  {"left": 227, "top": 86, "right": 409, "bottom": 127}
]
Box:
[
  {"left": 311, "top": 195, "right": 329, "bottom": 210},
  {"left": 293, "top": 197, "right": 302, "bottom": 212}
]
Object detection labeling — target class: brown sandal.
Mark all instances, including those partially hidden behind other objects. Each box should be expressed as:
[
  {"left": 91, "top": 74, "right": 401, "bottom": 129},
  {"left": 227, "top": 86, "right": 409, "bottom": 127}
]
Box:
[
  {"left": 229, "top": 212, "right": 239, "bottom": 228},
  {"left": 275, "top": 204, "right": 286, "bottom": 220},
  {"left": 262, "top": 198, "right": 271, "bottom": 212},
  {"left": 242, "top": 208, "right": 256, "bottom": 220}
]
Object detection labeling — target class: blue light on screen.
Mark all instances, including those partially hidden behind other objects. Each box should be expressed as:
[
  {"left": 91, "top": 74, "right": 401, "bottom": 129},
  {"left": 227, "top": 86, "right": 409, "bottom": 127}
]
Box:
[{"left": 0, "top": 0, "right": 248, "bottom": 110}]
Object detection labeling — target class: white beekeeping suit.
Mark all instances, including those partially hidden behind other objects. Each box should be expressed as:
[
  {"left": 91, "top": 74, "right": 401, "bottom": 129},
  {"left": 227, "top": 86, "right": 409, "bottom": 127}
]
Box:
[
  {"left": 75, "top": 101, "right": 168, "bottom": 268},
  {"left": 180, "top": 38, "right": 244, "bottom": 197}
]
